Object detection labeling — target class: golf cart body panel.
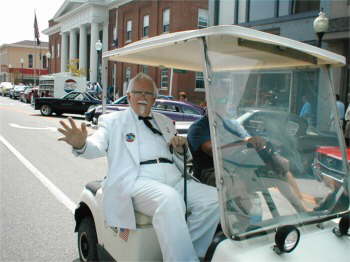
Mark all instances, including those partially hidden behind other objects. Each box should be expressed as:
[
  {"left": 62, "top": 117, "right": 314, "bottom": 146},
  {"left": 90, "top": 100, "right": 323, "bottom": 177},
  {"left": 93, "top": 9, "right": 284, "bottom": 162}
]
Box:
[
  {"left": 74, "top": 25, "right": 350, "bottom": 261},
  {"left": 76, "top": 184, "right": 162, "bottom": 261},
  {"left": 212, "top": 220, "right": 349, "bottom": 261}
]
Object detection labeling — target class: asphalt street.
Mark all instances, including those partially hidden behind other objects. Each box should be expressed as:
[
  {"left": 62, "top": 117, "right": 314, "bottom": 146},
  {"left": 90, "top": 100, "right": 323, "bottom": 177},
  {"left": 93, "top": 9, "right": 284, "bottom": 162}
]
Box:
[{"left": 0, "top": 96, "right": 106, "bottom": 261}]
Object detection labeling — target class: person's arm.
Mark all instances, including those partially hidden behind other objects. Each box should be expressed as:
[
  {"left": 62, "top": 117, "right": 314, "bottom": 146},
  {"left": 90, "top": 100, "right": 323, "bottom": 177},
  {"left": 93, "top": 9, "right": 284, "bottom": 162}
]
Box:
[{"left": 200, "top": 140, "right": 212, "bottom": 156}]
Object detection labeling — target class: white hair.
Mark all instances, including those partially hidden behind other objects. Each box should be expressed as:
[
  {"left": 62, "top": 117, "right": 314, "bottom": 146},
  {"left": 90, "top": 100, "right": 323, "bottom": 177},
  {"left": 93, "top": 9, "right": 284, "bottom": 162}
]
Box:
[{"left": 126, "top": 72, "right": 158, "bottom": 97}]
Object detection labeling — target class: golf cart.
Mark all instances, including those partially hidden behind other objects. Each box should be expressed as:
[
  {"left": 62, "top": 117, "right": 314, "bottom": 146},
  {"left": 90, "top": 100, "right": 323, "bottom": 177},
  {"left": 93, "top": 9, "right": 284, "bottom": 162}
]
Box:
[{"left": 74, "top": 25, "right": 349, "bottom": 261}]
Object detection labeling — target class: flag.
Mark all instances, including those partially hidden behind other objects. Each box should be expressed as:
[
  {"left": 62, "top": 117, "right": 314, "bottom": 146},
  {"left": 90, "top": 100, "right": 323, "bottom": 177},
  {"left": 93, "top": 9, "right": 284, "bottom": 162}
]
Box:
[
  {"left": 34, "top": 12, "right": 40, "bottom": 46},
  {"left": 119, "top": 228, "right": 130, "bottom": 242}
]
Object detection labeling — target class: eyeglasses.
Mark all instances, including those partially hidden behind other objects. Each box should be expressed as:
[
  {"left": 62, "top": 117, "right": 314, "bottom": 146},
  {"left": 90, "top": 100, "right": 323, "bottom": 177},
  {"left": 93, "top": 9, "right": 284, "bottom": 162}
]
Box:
[{"left": 131, "top": 90, "right": 155, "bottom": 98}]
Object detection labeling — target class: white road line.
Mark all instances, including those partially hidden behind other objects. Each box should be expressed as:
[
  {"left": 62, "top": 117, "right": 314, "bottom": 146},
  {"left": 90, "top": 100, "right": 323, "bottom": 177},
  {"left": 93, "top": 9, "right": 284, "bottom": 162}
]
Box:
[
  {"left": 0, "top": 135, "right": 76, "bottom": 214},
  {"left": 9, "top": 123, "right": 58, "bottom": 132}
]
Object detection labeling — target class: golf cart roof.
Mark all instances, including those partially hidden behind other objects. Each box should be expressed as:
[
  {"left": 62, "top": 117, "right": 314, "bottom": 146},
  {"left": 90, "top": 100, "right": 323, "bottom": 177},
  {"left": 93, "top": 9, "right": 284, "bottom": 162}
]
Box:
[{"left": 104, "top": 25, "right": 345, "bottom": 71}]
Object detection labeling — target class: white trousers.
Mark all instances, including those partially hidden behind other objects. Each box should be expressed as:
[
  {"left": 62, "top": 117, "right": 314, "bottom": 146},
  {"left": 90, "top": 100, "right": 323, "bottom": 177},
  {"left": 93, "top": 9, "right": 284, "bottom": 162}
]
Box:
[{"left": 131, "top": 163, "right": 220, "bottom": 262}]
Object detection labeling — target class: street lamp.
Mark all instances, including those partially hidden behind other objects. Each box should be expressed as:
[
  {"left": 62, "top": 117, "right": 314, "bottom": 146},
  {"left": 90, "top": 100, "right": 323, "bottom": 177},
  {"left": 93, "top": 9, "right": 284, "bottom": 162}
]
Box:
[
  {"left": 46, "top": 52, "right": 51, "bottom": 74},
  {"left": 8, "top": 64, "right": 12, "bottom": 83},
  {"left": 95, "top": 39, "right": 103, "bottom": 84},
  {"left": 95, "top": 39, "right": 105, "bottom": 114},
  {"left": 20, "top": 58, "right": 24, "bottom": 83},
  {"left": 313, "top": 11, "right": 329, "bottom": 48}
]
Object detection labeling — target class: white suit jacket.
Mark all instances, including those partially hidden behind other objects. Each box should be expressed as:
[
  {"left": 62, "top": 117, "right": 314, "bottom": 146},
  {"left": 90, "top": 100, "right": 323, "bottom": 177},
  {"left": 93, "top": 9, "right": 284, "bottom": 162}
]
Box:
[{"left": 75, "top": 107, "right": 179, "bottom": 229}]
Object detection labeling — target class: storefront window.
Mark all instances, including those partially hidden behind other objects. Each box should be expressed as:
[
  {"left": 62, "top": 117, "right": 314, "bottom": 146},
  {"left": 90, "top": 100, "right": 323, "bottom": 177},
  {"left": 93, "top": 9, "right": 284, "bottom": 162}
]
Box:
[{"left": 249, "top": 0, "right": 275, "bottom": 22}]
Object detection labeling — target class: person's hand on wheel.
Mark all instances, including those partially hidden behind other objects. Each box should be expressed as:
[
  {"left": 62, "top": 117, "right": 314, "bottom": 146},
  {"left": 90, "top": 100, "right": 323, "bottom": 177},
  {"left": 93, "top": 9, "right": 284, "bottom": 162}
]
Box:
[
  {"left": 58, "top": 117, "right": 87, "bottom": 149},
  {"left": 245, "top": 136, "right": 266, "bottom": 151}
]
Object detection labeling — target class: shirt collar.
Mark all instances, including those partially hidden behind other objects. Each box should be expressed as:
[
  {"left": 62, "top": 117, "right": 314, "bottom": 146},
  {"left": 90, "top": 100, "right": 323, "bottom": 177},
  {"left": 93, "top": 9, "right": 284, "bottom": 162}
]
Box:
[{"left": 130, "top": 107, "right": 153, "bottom": 121}]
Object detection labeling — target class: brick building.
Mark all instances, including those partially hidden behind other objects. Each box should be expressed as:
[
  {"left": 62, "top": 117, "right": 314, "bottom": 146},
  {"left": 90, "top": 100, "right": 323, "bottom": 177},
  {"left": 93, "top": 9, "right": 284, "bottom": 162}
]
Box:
[
  {"left": 108, "top": 0, "right": 208, "bottom": 103},
  {"left": 0, "top": 40, "right": 49, "bottom": 84},
  {"left": 43, "top": 0, "right": 208, "bottom": 104}
]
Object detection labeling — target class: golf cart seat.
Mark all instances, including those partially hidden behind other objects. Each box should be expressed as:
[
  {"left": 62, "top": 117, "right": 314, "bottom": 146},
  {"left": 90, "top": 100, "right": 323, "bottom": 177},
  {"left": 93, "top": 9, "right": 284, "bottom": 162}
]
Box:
[{"left": 85, "top": 180, "right": 153, "bottom": 226}]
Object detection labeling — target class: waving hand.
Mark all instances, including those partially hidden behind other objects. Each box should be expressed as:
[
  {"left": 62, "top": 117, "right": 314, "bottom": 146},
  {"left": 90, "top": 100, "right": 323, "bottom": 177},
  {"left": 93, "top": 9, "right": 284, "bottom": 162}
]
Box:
[{"left": 57, "top": 117, "right": 87, "bottom": 149}]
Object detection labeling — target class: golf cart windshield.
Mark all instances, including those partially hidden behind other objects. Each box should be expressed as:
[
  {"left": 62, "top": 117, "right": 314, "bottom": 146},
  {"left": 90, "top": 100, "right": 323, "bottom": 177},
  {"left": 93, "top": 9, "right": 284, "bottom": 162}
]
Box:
[{"left": 204, "top": 44, "right": 350, "bottom": 239}]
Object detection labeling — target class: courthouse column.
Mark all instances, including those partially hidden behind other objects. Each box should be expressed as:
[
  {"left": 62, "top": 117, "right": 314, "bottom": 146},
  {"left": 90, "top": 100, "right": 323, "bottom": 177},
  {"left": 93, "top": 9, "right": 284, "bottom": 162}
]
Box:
[
  {"left": 79, "top": 24, "right": 87, "bottom": 73},
  {"left": 89, "top": 22, "right": 99, "bottom": 83},
  {"left": 69, "top": 29, "right": 78, "bottom": 62},
  {"left": 60, "top": 32, "right": 69, "bottom": 72}
]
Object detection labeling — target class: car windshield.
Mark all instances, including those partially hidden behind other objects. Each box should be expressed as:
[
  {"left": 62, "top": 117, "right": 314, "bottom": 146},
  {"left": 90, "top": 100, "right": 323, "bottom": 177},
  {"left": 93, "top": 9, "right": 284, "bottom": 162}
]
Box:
[
  {"left": 205, "top": 50, "right": 349, "bottom": 238},
  {"left": 113, "top": 96, "right": 128, "bottom": 104},
  {"left": 62, "top": 92, "right": 80, "bottom": 99},
  {"left": 14, "top": 85, "right": 25, "bottom": 91}
]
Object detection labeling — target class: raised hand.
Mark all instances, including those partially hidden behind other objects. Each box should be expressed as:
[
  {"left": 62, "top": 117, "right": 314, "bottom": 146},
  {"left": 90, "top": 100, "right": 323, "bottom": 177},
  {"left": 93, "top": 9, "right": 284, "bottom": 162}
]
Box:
[{"left": 57, "top": 117, "right": 87, "bottom": 149}]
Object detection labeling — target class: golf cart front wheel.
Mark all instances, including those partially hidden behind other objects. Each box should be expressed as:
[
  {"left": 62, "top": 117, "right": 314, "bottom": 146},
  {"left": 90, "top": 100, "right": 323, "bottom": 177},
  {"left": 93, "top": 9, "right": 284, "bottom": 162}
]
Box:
[{"left": 78, "top": 217, "right": 98, "bottom": 262}]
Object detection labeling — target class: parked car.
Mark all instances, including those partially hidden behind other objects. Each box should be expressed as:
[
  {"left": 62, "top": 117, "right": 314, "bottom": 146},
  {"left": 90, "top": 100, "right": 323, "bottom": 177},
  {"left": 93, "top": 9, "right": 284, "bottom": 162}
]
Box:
[
  {"left": 313, "top": 146, "right": 350, "bottom": 182},
  {"left": 10, "top": 85, "right": 27, "bottom": 99},
  {"left": 34, "top": 91, "right": 101, "bottom": 116},
  {"left": 19, "top": 86, "right": 33, "bottom": 103},
  {"left": 0, "top": 82, "right": 13, "bottom": 96},
  {"left": 85, "top": 98, "right": 205, "bottom": 124},
  {"left": 85, "top": 95, "right": 174, "bottom": 123}
]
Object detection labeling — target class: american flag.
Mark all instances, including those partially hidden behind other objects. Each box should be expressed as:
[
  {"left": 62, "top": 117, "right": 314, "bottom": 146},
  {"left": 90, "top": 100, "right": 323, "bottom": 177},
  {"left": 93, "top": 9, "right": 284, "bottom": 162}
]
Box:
[
  {"left": 119, "top": 228, "right": 130, "bottom": 242},
  {"left": 34, "top": 12, "right": 40, "bottom": 46}
]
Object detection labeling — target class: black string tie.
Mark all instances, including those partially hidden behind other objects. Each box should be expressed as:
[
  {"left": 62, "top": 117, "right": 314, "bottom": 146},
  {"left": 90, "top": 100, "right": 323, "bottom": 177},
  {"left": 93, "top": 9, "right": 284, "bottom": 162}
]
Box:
[{"left": 138, "top": 116, "right": 163, "bottom": 136}]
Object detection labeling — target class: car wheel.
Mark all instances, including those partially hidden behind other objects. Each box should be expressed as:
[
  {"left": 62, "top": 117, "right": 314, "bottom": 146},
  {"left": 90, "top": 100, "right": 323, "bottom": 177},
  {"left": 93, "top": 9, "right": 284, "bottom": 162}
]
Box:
[
  {"left": 78, "top": 217, "right": 98, "bottom": 262},
  {"left": 40, "top": 105, "right": 52, "bottom": 116}
]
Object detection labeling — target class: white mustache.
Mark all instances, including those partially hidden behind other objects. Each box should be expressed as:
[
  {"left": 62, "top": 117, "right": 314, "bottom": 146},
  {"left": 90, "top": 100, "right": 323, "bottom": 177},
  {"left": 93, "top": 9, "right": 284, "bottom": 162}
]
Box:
[{"left": 138, "top": 101, "right": 148, "bottom": 105}]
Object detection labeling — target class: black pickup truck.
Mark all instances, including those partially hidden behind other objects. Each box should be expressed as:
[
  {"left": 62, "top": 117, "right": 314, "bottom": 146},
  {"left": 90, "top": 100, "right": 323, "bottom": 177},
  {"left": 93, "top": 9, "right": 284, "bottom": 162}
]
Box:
[{"left": 34, "top": 91, "right": 101, "bottom": 116}]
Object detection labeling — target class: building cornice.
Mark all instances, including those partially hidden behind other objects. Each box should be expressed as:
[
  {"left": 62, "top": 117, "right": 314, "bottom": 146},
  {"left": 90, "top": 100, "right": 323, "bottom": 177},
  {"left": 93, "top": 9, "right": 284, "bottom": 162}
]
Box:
[
  {"left": 0, "top": 44, "right": 49, "bottom": 50},
  {"left": 53, "top": 0, "right": 87, "bottom": 19},
  {"left": 42, "top": 24, "right": 61, "bottom": 36},
  {"left": 55, "top": 2, "right": 107, "bottom": 23},
  {"left": 108, "top": 0, "right": 133, "bottom": 10}
]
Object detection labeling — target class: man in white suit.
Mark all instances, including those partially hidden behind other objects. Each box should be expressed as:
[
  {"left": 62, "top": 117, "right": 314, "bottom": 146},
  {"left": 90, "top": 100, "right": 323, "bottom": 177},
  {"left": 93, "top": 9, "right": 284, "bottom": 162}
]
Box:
[{"left": 58, "top": 73, "right": 219, "bottom": 261}]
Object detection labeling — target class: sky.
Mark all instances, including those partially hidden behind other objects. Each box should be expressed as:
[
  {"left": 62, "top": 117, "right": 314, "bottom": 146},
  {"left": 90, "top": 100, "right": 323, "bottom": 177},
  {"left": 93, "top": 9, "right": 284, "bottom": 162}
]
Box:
[{"left": 0, "top": 0, "right": 65, "bottom": 46}]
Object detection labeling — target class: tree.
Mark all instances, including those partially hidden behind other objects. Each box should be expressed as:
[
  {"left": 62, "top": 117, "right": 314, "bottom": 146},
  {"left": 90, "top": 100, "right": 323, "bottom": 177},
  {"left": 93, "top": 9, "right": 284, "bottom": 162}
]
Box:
[{"left": 67, "top": 59, "right": 86, "bottom": 76}]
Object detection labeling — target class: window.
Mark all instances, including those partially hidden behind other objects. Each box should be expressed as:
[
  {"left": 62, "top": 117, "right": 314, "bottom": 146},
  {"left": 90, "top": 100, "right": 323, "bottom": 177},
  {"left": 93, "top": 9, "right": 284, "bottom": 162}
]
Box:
[
  {"left": 153, "top": 102, "right": 178, "bottom": 112},
  {"left": 198, "top": 9, "right": 208, "bottom": 28},
  {"left": 237, "top": 0, "right": 247, "bottom": 23},
  {"left": 57, "top": 43, "right": 60, "bottom": 57},
  {"left": 182, "top": 106, "right": 201, "bottom": 115},
  {"left": 142, "top": 65, "right": 148, "bottom": 74},
  {"left": 143, "top": 15, "right": 150, "bottom": 37},
  {"left": 126, "top": 20, "right": 132, "bottom": 42},
  {"left": 51, "top": 46, "right": 55, "bottom": 58},
  {"left": 43, "top": 55, "right": 47, "bottom": 68},
  {"left": 74, "top": 94, "right": 84, "bottom": 101},
  {"left": 236, "top": 0, "right": 320, "bottom": 23},
  {"left": 195, "top": 72, "right": 205, "bottom": 90},
  {"left": 28, "top": 54, "right": 33, "bottom": 68},
  {"left": 163, "top": 9, "right": 170, "bottom": 32},
  {"left": 64, "top": 92, "right": 79, "bottom": 100},
  {"left": 292, "top": 0, "right": 320, "bottom": 14},
  {"left": 160, "top": 68, "right": 169, "bottom": 89},
  {"left": 279, "top": 0, "right": 290, "bottom": 16},
  {"left": 249, "top": 0, "right": 275, "bottom": 21}
]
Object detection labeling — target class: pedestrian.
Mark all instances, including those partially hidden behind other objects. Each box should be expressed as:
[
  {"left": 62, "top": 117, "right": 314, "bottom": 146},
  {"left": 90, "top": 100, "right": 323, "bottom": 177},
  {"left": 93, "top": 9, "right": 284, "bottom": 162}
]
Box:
[
  {"left": 57, "top": 72, "right": 219, "bottom": 261},
  {"left": 336, "top": 94, "right": 345, "bottom": 129},
  {"left": 179, "top": 91, "right": 188, "bottom": 102}
]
